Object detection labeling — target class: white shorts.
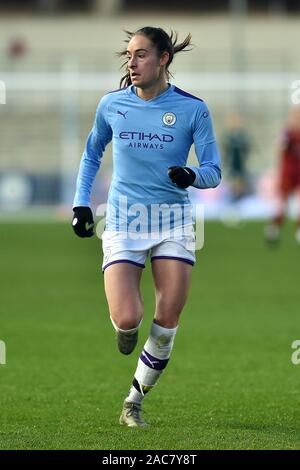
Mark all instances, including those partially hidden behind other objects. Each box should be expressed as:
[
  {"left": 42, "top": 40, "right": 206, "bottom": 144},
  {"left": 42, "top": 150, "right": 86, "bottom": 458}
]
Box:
[{"left": 101, "top": 228, "right": 196, "bottom": 271}]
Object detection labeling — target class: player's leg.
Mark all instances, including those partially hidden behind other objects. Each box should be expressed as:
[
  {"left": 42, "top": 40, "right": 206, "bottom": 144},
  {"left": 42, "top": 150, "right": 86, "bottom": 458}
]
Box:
[
  {"left": 104, "top": 263, "right": 144, "bottom": 355},
  {"left": 120, "top": 258, "right": 192, "bottom": 427},
  {"left": 295, "top": 186, "right": 300, "bottom": 244},
  {"left": 265, "top": 177, "right": 290, "bottom": 244},
  {"left": 152, "top": 258, "right": 192, "bottom": 327}
]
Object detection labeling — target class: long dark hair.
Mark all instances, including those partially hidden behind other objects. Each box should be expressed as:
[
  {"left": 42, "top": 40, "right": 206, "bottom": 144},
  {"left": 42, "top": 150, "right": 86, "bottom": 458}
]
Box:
[{"left": 117, "top": 26, "right": 192, "bottom": 88}]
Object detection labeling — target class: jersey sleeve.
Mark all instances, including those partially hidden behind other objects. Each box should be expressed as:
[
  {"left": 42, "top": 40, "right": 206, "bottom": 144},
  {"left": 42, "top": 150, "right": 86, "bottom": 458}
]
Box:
[
  {"left": 189, "top": 102, "right": 222, "bottom": 189},
  {"left": 73, "top": 96, "right": 112, "bottom": 208}
]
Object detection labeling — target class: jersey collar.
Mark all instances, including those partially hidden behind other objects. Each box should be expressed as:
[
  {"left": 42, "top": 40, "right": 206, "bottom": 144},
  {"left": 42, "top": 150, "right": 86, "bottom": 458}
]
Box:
[{"left": 129, "top": 83, "right": 174, "bottom": 104}]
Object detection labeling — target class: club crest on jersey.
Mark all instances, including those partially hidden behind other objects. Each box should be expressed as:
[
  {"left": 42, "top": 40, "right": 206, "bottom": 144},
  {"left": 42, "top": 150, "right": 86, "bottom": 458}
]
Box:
[{"left": 162, "top": 112, "right": 176, "bottom": 126}]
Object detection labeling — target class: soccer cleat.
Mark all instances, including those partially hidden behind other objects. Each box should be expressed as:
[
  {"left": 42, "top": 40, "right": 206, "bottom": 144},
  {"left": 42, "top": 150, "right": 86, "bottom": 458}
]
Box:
[
  {"left": 116, "top": 330, "right": 138, "bottom": 355},
  {"left": 264, "top": 224, "right": 280, "bottom": 245},
  {"left": 119, "top": 400, "right": 149, "bottom": 428}
]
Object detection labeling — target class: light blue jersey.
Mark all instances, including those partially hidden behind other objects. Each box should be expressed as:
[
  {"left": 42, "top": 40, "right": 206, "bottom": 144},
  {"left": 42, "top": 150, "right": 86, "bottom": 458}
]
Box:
[{"left": 73, "top": 84, "right": 221, "bottom": 230}]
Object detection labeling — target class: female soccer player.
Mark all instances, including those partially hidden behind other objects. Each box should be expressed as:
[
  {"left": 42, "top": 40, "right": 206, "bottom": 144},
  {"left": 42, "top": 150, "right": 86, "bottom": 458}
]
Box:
[
  {"left": 72, "top": 27, "right": 222, "bottom": 427},
  {"left": 265, "top": 106, "right": 300, "bottom": 244}
]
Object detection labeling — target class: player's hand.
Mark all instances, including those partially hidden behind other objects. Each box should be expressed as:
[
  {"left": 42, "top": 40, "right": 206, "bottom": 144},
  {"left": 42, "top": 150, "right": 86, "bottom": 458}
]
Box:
[
  {"left": 72, "top": 206, "right": 94, "bottom": 238},
  {"left": 168, "top": 166, "right": 196, "bottom": 189}
]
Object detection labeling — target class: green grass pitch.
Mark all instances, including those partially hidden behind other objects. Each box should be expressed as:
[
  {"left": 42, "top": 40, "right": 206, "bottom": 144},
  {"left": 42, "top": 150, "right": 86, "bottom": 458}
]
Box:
[{"left": 0, "top": 221, "right": 300, "bottom": 450}]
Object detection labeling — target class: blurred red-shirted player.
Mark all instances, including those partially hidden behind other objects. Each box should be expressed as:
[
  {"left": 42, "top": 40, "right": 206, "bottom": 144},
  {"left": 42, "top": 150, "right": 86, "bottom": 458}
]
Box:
[{"left": 265, "top": 106, "right": 300, "bottom": 244}]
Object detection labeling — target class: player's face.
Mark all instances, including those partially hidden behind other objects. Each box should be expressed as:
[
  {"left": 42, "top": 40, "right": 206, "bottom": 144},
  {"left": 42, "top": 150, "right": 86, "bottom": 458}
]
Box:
[{"left": 126, "top": 34, "right": 169, "bottom": 89}]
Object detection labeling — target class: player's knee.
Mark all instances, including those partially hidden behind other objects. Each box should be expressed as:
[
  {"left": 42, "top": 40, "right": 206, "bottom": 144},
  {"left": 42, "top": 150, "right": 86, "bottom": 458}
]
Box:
[
  {"left": 112, "top": 311, "right": 142, "bottom": 331},
  {"left": 154, "top": 298, "right": 184, "bottom": 328}
]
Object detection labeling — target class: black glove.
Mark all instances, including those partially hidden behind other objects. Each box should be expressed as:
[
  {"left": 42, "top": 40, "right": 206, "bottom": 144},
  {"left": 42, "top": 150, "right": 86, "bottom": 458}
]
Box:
[
  {"left": 168, "top": 166, "right": 196, "bottom": 189},
  {"left": 72, "top": 206, "right": 94, "bottom": 238}
]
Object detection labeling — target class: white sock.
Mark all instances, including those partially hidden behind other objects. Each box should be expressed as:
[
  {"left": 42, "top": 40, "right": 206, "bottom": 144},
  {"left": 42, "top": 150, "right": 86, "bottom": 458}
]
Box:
[
  {"left": 110, "top": 316, "right": 142, "bottom": 335},
  {"left": 126, "top": 321, "right": 178, "bottom": 404}
]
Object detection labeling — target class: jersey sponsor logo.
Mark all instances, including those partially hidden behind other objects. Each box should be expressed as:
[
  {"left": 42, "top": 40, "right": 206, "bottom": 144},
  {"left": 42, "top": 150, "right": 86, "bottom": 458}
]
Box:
[
  {"left": 119, "top": 131, "right": 173, "bottom": 142},
  {"left": 162, "top": 112, "right": 176, "bottom": 126},
  {"left": 117, "top": 110, "right": 128, "bottom": 119},
  {"left": 119, "top": 131, "right": 174, "bottom": 150}
]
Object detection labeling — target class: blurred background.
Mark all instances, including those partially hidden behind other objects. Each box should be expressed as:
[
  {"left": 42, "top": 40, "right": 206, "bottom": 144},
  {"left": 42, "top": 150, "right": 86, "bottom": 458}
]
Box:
[{"left": 0, "top": 0, "right": 299, "bottom": 220}]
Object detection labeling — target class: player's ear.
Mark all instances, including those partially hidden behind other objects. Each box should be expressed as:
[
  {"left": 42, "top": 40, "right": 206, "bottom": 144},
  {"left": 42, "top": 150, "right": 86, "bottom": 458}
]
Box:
[{"left": 159, "top": 51, "right": 169, "bottom": 67}]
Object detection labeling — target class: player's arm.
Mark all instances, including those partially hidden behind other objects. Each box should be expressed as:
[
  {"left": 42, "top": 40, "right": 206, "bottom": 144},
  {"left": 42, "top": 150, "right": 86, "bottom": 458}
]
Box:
[
  {"left": 72, "top": 96, "right": 112, "bottom": 237},
  {"left": 168, "top": 102, "right": 221, "bottom": 189},
  {"left": 189, "top": 102, "right": 222, "bottom": 189}
]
